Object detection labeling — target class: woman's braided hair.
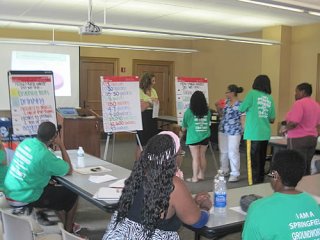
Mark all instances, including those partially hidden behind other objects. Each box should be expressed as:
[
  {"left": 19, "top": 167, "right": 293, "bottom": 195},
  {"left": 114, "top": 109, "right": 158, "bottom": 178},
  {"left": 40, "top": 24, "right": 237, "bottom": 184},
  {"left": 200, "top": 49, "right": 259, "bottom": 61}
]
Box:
[{"left": 115, "top": 134, "right": 177, "bottom": 238}]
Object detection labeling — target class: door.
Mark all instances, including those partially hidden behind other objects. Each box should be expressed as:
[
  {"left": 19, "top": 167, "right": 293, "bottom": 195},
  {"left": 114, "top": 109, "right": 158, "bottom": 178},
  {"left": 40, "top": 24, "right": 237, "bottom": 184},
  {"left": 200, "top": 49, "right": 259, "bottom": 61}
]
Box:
[
  {"left": 80, "top": 57, "right": 118, "bottom": 116},
  {"left": 133, "top": 60, "right": 174, "bottom": 116}
]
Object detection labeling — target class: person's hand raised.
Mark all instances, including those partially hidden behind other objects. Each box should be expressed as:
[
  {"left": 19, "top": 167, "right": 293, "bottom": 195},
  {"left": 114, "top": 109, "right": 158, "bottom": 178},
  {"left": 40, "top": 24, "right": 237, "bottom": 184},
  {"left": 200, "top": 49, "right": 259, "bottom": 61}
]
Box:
[{"left": 52, "top": 134, "right": 64, "bottom": 149}]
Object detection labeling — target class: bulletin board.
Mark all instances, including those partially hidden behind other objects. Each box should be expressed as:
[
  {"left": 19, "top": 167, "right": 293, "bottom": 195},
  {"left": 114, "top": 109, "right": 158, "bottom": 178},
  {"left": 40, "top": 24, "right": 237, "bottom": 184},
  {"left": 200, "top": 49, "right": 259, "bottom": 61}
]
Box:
[
  {"left": 100, "top": 76, "right": 142, "bottom": 133},
  {"left": 8, "top": 70, "right": 57, "bottom": 135},
  {"left": 175, "top": 76, "right": 209, "bottom": 125}
]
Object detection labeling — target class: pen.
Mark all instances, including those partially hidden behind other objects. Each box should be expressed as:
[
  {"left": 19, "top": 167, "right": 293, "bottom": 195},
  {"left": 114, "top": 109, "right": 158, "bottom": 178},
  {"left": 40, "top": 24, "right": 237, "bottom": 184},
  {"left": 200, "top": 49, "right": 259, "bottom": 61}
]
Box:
[{"left": 90, "top": 167, "right": 101, "bottom": 172}]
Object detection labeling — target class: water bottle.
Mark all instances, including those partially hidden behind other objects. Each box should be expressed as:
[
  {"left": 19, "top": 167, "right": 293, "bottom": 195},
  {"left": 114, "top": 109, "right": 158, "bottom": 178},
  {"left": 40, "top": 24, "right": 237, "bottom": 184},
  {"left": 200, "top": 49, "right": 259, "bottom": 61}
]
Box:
[
  {"left": 214, "top": 170, "right": 227, "bottom": 214},
  {"left": 77, "top": 146, "right": 85, "bottom": 168}
]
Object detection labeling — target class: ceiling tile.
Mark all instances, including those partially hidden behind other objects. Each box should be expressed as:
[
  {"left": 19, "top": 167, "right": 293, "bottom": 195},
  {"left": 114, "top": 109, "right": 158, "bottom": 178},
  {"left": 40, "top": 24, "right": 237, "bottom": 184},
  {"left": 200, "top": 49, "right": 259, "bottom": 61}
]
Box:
[{"left": 0, "top": 0, "right": 319, "bottom": 39}]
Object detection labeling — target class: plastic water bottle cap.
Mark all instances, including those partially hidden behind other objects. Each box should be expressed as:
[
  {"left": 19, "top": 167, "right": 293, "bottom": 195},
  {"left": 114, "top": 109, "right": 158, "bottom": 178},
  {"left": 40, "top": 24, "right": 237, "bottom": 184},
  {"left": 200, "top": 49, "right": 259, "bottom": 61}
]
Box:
[{"left": 77, "top": 147, "right": 84, "bottom": 157}]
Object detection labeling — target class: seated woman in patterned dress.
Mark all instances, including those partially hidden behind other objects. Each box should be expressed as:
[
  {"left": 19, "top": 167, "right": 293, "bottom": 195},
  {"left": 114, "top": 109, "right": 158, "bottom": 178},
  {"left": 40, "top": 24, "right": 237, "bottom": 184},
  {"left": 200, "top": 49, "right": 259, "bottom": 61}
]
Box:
[{"left": 102, "top": 131, "right": 212, "bottom": 240}]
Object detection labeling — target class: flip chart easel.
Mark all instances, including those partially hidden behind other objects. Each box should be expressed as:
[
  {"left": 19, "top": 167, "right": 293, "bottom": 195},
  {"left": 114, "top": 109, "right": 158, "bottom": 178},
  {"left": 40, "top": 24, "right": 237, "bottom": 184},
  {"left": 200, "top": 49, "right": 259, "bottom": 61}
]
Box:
[
  {"left": 175, "top": 76, "right": 209, "bottom": 125},
  {"left": 175, "top": 76, "right": 218, "bottom": 171},
  {"left": 100, "top": 76, "right": 143, "bottom": 162},
  {"left": 8, "top": 70, "right": 57, "bottom": 136}
]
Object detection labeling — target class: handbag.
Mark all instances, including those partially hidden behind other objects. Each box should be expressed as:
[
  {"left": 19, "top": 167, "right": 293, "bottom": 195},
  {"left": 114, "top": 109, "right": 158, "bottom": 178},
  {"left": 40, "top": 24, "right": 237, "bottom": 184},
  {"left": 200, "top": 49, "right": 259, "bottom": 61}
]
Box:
[{"left": 240, "top": 194, "right": 262, "bottom": 212}]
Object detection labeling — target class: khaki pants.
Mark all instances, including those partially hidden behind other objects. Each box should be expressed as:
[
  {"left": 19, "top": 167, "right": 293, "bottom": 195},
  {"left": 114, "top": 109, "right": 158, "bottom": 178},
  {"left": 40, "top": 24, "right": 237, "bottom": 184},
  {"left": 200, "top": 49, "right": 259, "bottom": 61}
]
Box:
[{"left": 287, "top": 136, "right": 317, "bottom": 175}]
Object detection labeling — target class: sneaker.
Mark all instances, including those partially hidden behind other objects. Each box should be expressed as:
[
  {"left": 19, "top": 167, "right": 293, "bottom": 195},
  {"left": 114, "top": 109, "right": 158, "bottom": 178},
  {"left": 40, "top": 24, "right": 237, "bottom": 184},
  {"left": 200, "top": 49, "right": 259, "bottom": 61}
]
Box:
[
  {"left": 215, "top": 170, "right": 229, "bottom": 179},
  {"left": 12, "top": 206, "right": 33, "bottom": 216},
  {"left": 228, "top": 175, "right": 240, "bottom": 182}
]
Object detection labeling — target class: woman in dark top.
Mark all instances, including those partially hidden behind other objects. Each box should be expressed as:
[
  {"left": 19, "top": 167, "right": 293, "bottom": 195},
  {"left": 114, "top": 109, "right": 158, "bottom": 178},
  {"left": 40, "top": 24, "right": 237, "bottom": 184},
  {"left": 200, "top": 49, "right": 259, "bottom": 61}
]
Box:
[{"left": 103, "top": 131, "right": 212, "bottom": 240}]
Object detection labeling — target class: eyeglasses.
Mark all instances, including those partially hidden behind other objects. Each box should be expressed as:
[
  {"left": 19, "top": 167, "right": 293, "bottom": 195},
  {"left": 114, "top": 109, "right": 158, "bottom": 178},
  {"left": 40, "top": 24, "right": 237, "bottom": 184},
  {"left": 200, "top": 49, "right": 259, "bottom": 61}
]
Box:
[{"left": 268, "top": 170, "right": 277, "bottom": 179}]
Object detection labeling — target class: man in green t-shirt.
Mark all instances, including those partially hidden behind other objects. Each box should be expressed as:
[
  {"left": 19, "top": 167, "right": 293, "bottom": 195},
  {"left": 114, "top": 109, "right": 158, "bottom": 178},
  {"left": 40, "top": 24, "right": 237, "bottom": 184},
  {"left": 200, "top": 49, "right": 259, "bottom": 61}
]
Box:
[
  {"left": 242, "top": 149, "right": 320, "bottom": 239},
  {"left": 4, "top": 122, "right": 78, "bottom": 233}
]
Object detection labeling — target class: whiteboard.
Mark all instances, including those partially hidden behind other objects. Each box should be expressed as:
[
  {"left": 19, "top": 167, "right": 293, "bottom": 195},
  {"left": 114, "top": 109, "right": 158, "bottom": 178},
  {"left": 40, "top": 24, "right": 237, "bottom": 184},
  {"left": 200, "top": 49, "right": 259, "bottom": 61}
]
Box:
[
  {"left": 101, "top": 76, "right": 142, "bottom": 133},
  {"left": 8, "top": 71, "right": 57, "bottom": 135},
  {"left": 175, "top": 76, "right": 209, "bottom": 125}
]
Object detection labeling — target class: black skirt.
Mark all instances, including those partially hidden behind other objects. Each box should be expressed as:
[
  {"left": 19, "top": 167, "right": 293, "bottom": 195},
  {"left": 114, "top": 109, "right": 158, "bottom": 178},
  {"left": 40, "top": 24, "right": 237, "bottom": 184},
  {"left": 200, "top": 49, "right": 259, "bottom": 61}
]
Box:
[{"left": 137, "top": 109, "right": 158, "bottom": 146}]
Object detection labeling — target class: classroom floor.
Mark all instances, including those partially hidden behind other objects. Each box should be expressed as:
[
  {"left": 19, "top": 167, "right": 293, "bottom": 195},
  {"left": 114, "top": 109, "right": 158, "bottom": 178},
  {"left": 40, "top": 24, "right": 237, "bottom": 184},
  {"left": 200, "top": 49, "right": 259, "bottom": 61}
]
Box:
[{"left": 75, "top": 138, "right": 262, "bottom": 240}]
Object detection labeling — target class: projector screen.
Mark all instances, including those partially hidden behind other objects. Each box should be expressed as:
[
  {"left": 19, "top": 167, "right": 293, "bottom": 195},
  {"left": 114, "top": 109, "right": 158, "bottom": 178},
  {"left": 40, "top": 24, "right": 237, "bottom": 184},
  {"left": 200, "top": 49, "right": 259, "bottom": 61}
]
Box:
[{"left": 0, "top": 43, "right": 79, "bottom": 110}]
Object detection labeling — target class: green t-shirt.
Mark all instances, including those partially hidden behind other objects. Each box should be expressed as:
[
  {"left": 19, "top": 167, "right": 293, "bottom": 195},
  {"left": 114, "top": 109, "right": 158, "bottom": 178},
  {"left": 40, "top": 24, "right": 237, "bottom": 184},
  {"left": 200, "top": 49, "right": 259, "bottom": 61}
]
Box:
[
  {"left": 4, "top": 138, "right": 69, "bottom": 203},
  {"left": 239, "top": 89, "right": 275, "bottom": 140},
  {"left": 181, "top": 108, "right": 211, "bottom": 145},
  {"left": 0, "top": 150, "right": 8, "bottom": 191},
  {"left": 242, "top": 192, "right": 320, "bottom": 240}
]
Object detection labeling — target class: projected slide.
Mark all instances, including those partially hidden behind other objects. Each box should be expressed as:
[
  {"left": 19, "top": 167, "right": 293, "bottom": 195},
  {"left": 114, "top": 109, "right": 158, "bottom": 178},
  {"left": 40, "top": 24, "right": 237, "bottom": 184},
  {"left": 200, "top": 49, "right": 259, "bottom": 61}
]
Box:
[{"left": 11, "top": 51, "right": 71, "bottom": 96}]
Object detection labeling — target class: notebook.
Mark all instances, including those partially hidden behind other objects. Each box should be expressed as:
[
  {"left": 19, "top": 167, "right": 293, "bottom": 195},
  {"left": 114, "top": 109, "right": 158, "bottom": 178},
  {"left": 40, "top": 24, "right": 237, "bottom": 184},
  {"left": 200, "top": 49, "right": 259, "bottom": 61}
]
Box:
[
  {"left": 93, "top": 187, "right": 122, "bottom": 201},
  {"left": 108, "top": 178, "right": 126, "bottom": 188},
  {"left": 89, "top": 174, "right": 117, "bottom": 184}
]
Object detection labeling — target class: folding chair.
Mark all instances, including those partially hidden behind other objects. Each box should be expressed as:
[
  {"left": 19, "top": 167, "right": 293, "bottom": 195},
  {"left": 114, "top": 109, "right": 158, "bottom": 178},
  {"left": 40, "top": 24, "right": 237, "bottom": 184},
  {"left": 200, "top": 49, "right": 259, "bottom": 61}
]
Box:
[
  {"left": 60, "top": 224, "right": 84, "bottom": 240},
  {"left": 1, "top": 209, "right": 61, "bottom": 240}
]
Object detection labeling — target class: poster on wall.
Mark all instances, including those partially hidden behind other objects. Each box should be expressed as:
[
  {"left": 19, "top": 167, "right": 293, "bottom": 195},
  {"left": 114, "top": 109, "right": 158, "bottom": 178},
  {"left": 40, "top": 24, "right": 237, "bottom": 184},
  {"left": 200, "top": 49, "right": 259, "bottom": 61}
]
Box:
[
  {"left": 8, "top": 70, "right": 57, "bottom": 136},
  {"left": 175, "top": 76, "right": 209, "bottom": 125},
  {"left": 101, "top": 76, "right": 142, "bottom": 133}
]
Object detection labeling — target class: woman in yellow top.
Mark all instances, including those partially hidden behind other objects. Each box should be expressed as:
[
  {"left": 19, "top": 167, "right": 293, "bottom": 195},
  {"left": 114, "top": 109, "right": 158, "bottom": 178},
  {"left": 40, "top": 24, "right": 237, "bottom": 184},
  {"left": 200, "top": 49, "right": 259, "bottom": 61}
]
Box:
[{"left": 136, "top": 72, "right": 159, "bottom": 159}]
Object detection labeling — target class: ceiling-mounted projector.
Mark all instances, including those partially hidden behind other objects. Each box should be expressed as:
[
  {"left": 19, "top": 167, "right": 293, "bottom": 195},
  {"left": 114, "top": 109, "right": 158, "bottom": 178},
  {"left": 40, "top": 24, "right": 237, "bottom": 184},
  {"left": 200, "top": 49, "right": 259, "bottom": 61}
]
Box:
[{"left": 79, "top": 21, "right": 101, "bottom": 35}]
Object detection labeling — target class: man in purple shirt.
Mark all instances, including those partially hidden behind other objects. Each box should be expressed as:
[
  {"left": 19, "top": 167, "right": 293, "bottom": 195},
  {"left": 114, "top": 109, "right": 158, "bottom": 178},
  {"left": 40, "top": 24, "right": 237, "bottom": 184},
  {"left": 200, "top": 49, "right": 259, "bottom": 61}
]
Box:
[{"left": 283, "top": 83, "right": 320, "bottom": 175}]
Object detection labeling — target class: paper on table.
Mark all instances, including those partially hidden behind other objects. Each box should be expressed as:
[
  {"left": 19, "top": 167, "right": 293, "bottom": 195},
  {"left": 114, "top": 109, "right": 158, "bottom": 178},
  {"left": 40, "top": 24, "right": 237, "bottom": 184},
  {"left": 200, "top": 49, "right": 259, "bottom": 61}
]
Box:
[
  {"left": 109, "top": 178, "right": 126, "bottom": 188},
  {"left": 89, "top": 174, "right": 117, "bottom": 184},
  {"left": 74, "top": 166, "right": 111, "bottom": 175},
  {"left": 93, "top": 187, "right": 122, "bottom": 200},
  {"left": 229, "top": 206, "right": 247, "bottom": 215}
]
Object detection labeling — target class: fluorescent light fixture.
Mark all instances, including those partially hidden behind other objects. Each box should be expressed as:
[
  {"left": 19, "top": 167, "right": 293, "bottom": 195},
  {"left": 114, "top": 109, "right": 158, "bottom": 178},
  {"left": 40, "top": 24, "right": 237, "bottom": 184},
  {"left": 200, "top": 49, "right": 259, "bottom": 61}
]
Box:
[
  {"left": 0, "top": 38, "right": 197, "bottom": 53},
  {"left": 104, "top": 25, "right": 279, "bottom": 45},
  {"left": 239, "top": 0, "right": 320, "bottom": 17},
  {"left": 0, "top": 18, "right": 280, "bottom": 46},
  {"left": 229, "top": 39, "right": 273, "bottom": 45},
  {"left": 239, "top": 0, "right": 304, "bottom": 12},
  {"left": 308, "top": 11, "right": 320, "bottom": 17}
]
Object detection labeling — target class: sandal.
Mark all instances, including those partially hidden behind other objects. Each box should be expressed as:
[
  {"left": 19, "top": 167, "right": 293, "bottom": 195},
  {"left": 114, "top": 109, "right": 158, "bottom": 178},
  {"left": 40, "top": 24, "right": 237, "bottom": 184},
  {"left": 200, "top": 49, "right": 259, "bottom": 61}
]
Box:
[
  {"left": 73, "top": 233, "right": 88, "bottom": 240},
  {"left": 197, "top": 173, "right": 205, "bottom": 181},
  {"left": 186, "top": 177, "right": 199, "bottom": 183},
  {"left": 36, "top": 211, "right": 57, "bottom": 226},
  {"left": 73, "top": 222, "right": 82, "bottom": 233}
]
